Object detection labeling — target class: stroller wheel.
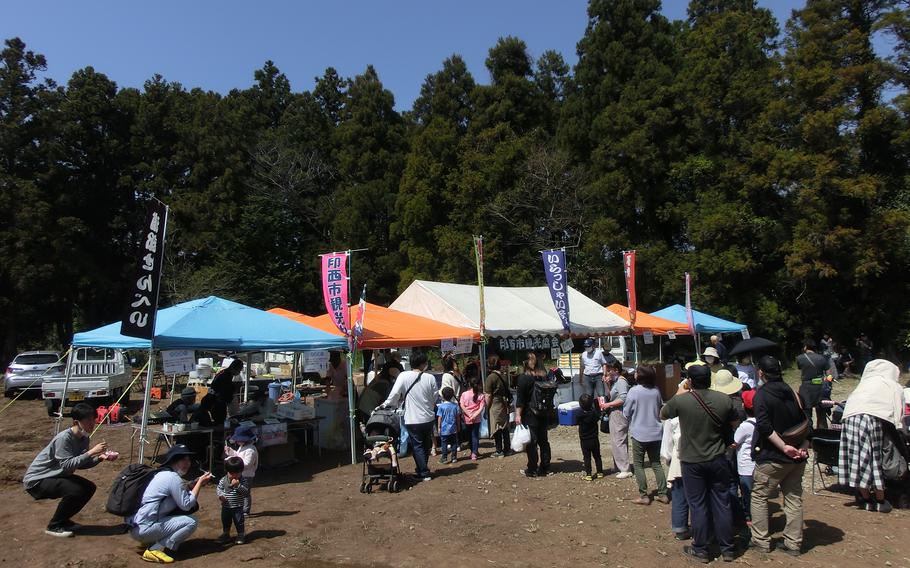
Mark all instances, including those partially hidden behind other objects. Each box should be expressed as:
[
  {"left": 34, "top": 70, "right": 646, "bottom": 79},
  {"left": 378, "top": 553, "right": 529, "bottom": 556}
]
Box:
[
  {"left": 359, "top": 482, "right": 367, "bottom": 494},
  {"left": 389, "top": 480, "right": 398, "bottom": 493},
  {"left": 365, "top": 482, "right": 373, "bottom": 493}
]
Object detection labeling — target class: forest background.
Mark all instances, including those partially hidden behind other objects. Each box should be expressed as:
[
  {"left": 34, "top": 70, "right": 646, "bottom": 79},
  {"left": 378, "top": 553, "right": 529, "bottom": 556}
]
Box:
[{"left": 2, "top": 0, "right": 909, "bottom": 364}]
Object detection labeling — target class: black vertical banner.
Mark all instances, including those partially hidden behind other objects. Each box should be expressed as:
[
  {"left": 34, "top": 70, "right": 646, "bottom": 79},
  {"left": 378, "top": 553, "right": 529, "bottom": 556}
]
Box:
[{"left": 120, "top": 201, "right": 168, "bottom": 339}]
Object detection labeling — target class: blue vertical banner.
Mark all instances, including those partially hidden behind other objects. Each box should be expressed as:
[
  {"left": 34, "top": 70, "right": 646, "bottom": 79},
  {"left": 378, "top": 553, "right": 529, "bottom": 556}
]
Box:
[{"left": 541, "top": 249, "right": 571, "bottom": 333}]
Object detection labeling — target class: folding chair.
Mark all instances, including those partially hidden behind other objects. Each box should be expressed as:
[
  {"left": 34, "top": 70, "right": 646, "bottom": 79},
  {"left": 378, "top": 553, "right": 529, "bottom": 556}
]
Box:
[{"left": 811, "top": 428, "right": 841, "bottom": 495}]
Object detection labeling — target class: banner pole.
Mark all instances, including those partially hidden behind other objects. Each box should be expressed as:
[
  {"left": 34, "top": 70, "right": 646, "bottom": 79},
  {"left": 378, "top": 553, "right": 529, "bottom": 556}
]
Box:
[{"left": 346, "top": 250, "right": 357, "bottom": 466}]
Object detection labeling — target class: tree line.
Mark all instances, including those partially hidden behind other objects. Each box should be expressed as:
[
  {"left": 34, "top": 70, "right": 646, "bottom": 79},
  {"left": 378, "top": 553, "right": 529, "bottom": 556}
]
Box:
[{"left": 1, "top": 0, "right": 909, "bottom": 364}]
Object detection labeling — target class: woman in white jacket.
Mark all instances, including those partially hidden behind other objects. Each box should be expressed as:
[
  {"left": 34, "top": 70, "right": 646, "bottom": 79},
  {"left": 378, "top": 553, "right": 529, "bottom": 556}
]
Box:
[{"left": 661, "top": 379, "right": 691, "bottom": 540}]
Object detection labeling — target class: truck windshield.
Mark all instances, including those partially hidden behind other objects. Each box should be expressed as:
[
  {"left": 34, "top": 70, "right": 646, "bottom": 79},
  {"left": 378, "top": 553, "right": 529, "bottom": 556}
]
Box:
[{"left": 75, "top": 348, "right": 112, "bottom": 361}]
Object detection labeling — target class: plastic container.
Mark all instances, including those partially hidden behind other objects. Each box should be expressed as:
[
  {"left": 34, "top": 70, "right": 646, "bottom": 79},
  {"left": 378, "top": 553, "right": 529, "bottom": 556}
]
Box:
[{"left": 557, "top": 401, "right": 582, "bottom": 426}]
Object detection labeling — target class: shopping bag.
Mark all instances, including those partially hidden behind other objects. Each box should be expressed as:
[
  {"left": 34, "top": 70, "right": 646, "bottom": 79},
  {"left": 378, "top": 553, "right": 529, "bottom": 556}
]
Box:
[{"left": 511, "top": 424, "right": 531, "bottom": 453}]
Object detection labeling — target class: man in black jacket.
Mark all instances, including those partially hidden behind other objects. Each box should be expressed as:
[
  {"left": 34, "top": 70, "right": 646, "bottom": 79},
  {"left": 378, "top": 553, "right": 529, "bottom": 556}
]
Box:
[
  {"left": 749, "top": 356, "right": 810, "bottom": 556},
  {"left": 797, "top": 339, "right": 829, "bottom": 428}
]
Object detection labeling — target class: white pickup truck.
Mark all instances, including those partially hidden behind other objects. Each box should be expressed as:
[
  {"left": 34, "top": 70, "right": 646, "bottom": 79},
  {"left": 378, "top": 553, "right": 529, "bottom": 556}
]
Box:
[{"left": 42, "top": 347, "right": 133, "bottom": 416}]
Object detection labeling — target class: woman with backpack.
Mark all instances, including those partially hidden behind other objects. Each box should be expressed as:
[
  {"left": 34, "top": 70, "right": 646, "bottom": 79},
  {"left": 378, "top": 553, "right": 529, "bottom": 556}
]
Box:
[
  {"left": 127, "top": 445, "right": 213, "bottom": 563},
  {"left": 515, "top": 352, "right": 555, "bottom": 477}
]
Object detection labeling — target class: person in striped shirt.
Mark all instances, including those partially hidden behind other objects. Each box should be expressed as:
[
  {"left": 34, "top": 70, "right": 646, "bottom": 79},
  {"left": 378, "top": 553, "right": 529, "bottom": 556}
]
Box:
[{"left": 216, "top": 457, "right": 248, "bottom": 545}]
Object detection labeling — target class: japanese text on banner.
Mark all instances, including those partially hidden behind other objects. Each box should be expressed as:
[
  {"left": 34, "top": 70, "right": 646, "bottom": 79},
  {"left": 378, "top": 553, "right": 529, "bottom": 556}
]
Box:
[
  {"left": 121, "top": 201, "right": 167, "bottom": 340},
  {"left": 321, "top": 253, "right": 350, "bottom": 336},
  {"left": 541, "top": 249, "right": 571, "bottom": 333}
]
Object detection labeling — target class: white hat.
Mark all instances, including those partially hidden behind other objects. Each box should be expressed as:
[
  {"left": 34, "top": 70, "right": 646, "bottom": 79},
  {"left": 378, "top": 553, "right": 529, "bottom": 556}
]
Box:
[
  {"left": 702, "top": 347, "right": 720, "bottom": 359},
  {"left": 711, "top": 369, "right": 742, "bottom": 395}
]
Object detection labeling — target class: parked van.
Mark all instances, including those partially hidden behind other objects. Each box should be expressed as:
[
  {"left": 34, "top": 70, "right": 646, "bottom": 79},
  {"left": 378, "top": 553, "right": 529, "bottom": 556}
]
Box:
[{"left": 42, "top": 347, "right": 133, "bottom": 416}]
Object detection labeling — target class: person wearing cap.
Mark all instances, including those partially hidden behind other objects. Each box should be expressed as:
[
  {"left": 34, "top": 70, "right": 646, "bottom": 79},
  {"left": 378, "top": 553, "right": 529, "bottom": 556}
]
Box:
[
  {"left": 579, "top": 338, "right": 609, "bottom": 398},
  {"left": 128, "top": 445, "right": 212, "bottom": 563},
  {"left": 224, "top": 424, "right": 259, "bottom": 515},
  {"left": 797, "top": 338, "right": 829, "bottom": 428},
  {"left": 733, "top": 391, "right": 757, "bottom": 526},
  {"left": 710, "top": 335, "right": 728, "bottom": 365},
  {"left": 23, "top": 402, "right": 118, "bottom": 538},
  {"left": 660, "top": 364, "right": 739, "bottom": 563},
  {"left": 166, "top": 388, "right": 199, "bottom": 423},
  {"left": 749, "top": 356, "right": 809, "bottom": 556}
]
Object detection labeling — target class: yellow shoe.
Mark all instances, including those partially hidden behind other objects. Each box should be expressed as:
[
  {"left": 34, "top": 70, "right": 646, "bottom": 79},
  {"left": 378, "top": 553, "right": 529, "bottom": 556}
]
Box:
[{"left": 142, "top": 549, "right": 174, "bottom": 563}]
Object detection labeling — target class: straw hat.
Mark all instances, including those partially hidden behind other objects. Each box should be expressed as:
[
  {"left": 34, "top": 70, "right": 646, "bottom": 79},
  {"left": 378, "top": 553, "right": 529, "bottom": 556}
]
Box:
[
  {"left": 702, "top": 347, "right": 720, "bottom": 360},
  {"left": 711, "top": 369, "right": 742, "bottom": 395}
]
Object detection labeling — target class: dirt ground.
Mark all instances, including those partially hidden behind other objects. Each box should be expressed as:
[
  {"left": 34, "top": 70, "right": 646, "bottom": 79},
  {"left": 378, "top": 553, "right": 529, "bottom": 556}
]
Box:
[{"left": 1, "top": 376, "right": 909, "bottom": 568}]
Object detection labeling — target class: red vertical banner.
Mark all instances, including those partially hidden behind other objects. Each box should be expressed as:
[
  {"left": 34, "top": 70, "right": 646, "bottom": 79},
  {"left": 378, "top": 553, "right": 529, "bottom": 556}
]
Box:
[
  {"left": 623, "top": 250, "right": 637, "bottom": 328},
  {"left": 321, "top": 252, "right": 350, "bottom": 335}
]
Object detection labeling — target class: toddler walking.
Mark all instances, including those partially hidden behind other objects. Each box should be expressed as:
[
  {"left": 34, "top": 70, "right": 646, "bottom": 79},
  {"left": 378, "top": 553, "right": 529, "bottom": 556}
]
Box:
[
  {"left": 223, "top": 424, "right": 258, "bottom": 515},
  {"left": 577, "top": 394, "right": 605, "bottom": 480},
  {"left": 217, "top": 456, "right": 249, "bottom": 545},
  {"left": 436, "top": 387, "right": 460, "bottom": 464}
]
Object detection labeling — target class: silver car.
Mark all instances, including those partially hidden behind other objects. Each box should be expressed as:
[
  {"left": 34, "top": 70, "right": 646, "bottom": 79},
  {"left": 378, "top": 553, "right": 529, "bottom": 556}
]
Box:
[{"left": 4, "top": 351, "right": 63, "bottom": 398}]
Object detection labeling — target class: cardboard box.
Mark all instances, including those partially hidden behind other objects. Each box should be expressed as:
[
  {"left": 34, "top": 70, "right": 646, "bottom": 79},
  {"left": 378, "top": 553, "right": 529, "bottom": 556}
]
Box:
[{"left": 655, "top": 363, "right": 682, "bottom": 401}]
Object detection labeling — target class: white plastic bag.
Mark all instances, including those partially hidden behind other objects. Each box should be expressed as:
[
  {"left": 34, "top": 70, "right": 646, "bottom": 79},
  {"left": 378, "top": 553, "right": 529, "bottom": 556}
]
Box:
[{"left": 511, "top": 424, "right": 531, "bottom": 453}]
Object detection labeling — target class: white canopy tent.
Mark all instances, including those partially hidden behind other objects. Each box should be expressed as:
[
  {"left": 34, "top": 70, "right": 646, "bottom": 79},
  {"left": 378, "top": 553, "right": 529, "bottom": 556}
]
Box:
[{"left": 389, "top": 280, "right": 630, "bottom": 338}]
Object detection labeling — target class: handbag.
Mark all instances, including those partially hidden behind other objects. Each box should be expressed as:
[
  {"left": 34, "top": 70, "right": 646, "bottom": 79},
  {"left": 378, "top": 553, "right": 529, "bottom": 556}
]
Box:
[
  {"left": 599, "top": 414, "right": 610, "bottom": 434},
  {"left": 779, "top": 389, "right": 810, "bottom": 447},
  {"left": 882, "top": 426, "right": 909, "bottom": 481}
]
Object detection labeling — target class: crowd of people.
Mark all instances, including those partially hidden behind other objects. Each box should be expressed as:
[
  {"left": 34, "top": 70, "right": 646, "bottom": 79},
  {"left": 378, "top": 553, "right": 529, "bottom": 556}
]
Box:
[{"left": 19, "top": 334, "right": 909, "bottom": 564}]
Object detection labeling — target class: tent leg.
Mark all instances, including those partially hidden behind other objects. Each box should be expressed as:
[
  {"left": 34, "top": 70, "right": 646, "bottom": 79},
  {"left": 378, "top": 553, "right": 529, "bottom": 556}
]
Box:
[
  {"left": 138, "top": 348, "right": 156, "bottom": 463},
  {"left": 243, "top": 354, "right": 251, "bottom": 403}
]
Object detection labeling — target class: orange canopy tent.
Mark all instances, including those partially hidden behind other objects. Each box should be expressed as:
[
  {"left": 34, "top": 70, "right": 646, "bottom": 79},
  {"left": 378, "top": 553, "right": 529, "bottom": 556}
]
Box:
[
  {"left": 268, "top": 303, "right": 481, "bottom": 349},
  {"left": 606, "top": 304, "right": 690, "bottom": 336}
]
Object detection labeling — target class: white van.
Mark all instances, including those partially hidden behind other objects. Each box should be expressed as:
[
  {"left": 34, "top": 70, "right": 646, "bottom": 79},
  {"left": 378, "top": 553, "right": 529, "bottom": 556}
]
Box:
[{"left": 42, "top": 347, "right": 133, "bottom": 416}]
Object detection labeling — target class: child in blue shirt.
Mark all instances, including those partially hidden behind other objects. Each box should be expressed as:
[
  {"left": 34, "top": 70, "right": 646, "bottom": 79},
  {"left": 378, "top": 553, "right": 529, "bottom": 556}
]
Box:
[{"left": 436, "top": 387, "right": 461, "bottom": 464}]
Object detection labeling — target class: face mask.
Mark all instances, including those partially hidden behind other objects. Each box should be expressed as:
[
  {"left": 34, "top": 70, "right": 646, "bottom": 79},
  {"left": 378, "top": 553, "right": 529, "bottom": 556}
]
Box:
[
  {"left": 174, "top": 462, "right": 190, "bottom": 477},
  {"left": 586, "top": 346, "right": 594, "bottom": 353},
  {"left": 705, "top": 356, "right": 717, "bottom": 365}
]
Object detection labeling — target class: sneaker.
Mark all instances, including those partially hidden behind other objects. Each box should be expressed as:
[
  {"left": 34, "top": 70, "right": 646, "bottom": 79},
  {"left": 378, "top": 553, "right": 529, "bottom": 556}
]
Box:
[
  {"left": 520, "top": 469, "right": 538, "bottom": 478},
  {"left": 141, "top": 549, "right": 174, "bottom": 563},
  {"left": 450, "top": 456, "right": 457, "bottom": 464},
  {"left": 491, "top": 451, "right": 505, "bottom": 458},
  {"left": 235, "top": 535, "right": 246, "bottom": 545},
  {"left": 779, "top": 546, "right": 801, "bottom": 557},
  {"left": 655, "top": 495, "right": 670, "bottom": 504},
  {"left": 419, "top": 474, "right": 432, "bottom": 482},
  {"left": 747, "top": 540, "right": 771, "bottom": 554},
  {"left": 60, "top": 521, "right": 83, "bottom": 531},
  {"left": 44, "top": 527, "right": 74, "bottom": 538},
  {"left": 439, "top": 456, "right": 449, "bottom": 464},
  {"left": 538, "top": 469, "right": 554, "bottom": 477},
  {"left": 632, "top": 496, "right": 651, "bottom": 505},
  {"left": 874, "top": 500, "right": 893, "bottom": 513},
  {"left": 674, "top": 530, "right": 691, "bottom": 541},
  {"left": 682, "top": 545, "right": 711, "bottom": 564},
  {"left": 216, "top": 533, "right": 232, "bottom": 545},
  {"left": 615, "top": 471, "right": 633, "bottom": 479},
  {"left": 470, "top": 453, "right": 478, "bottom": 461},
  {"left": 722, "top": 551, "right": 736, "bottom": 562},
  {"left": 430, "top": 448, "right": 438, "bottom": 456},
  {"left": 583, "top": 474, "right": 594, "bottom": 481},
  {"left": 595, "top": 472, "right": 605, "bottom": 479}
]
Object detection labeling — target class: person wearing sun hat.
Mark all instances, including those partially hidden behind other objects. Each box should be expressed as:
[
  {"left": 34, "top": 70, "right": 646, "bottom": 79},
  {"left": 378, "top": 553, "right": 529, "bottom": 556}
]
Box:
[
  {"left": 701, "top": 347, "right": 723, "bottom": 373},
  {"left": 127, "top": 444, "right": 213, "bottom": 563},
  {"left": 224, "top": 424, "right": 259, "bottom": 515}
]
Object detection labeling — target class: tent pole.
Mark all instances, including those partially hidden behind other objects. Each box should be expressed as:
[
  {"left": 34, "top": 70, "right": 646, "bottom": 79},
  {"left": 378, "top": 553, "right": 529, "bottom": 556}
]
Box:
[
  {"left": 659, "top": 338, "right": 663, "bottom": 362},
  {"left": 54, "top": 346, "right": 75, "bottom": 435},
  {"left": 243, "top": 353, "right": 251, "bottom": 403},
  {"left": 138, "top": 348, "right": 156, "bottom": 463}
]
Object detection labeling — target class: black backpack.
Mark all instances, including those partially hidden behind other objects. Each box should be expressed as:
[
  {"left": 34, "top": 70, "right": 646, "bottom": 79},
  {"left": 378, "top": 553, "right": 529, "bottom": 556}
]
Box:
[
  {"left": 529, "top": 378, "right": 558, "bottom": 415},
  {"left": 106, "top": 464, "right": 157, "bottom": 517}
]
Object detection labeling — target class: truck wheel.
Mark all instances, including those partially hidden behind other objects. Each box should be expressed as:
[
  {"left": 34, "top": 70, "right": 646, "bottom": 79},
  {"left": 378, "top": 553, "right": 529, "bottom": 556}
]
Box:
[{"left": 45, "top": 399, "right": 60, "bottom": 417}]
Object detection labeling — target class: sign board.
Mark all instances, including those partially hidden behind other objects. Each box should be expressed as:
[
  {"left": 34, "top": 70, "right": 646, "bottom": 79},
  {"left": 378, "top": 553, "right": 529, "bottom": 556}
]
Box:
[
  {"left": 741, "top": 329, "right": 751, "bottom": 340},
  {"left": 304, "top": 350, "right": 330, "bottom": 375},
  {"left": 440, "top": 338, "right": 455, "bottom": 352},
  {"left": 643, "top": 331, "right": 654, "bottom": 345},
  {"left": 162, "top": 350, "right": 195, "bottom": 374},
  {"left": 550, "top": 347, "right": 560, "bottom": 360},
  {"left": 455, "top": 337, "right": 473, "bottom": 355},
  {"left": 560, "top": 338, "right": 574, "bottom": 353},
  {"left": 667, "top": 331, "right": 676, "bottom": 340}
]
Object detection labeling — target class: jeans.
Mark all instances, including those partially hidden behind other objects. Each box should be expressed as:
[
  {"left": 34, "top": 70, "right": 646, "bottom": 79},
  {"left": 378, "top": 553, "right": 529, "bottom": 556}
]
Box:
[
  {"left": 750, "top": 461, "right": 806, "bottom": 550},
  {"left": 682, "top": 456, "right": 734, "bottom": 555},
  {"left": 406, "top": 421, "right": 434, "bottom": 477},
  {"left": 670, "top": 478, "right": 690, "bottom": 534},
  {"left": 583, "top": 374, "right": 605, "bottom": 398},
  {"left": 631, "top": 438, "right": 668, "bottom": 496},
  {"left": 26, "top": 475, "right": 96, "bottom": 530},
  {"left": 241, "top": 478, "right": 252, "bottom": 515},
  {"left": 398, "top": 417, "right": 410, "bottom": 457},
  {"left": 464, "top": 422, "right": 480, "bottom": 455},
  {"left": 131, "top": 515, "right": 198, "bottom": 551},
  {"left": 581, "top": 438, "right": 603, "bottom": 476},
  {"left": 525, "top": 419, "right": 551, "bottom": 473},
  {"left": 739, "top": 475, "right": 753, "bottom": 521},
  {"left": 440, "top": 433, "right": 458, "bottom": 459},
  {"left": 221, "top": 506, "right": 245, "bottom": 536}
]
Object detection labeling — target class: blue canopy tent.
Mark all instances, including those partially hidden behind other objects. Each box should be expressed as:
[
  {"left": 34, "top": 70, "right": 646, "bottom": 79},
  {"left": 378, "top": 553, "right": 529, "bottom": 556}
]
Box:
[
  {"left": 650, "top": 304, "right": 747, "bottom": 334},
  {"left": 69, "top": 296, "right": 348, "bottom": 463}
]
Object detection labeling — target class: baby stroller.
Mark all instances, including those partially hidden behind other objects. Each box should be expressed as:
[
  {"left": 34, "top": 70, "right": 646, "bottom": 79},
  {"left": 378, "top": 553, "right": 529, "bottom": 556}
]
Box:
[{"left": 360, "top": 408, "right": 401, "bottom": 493}]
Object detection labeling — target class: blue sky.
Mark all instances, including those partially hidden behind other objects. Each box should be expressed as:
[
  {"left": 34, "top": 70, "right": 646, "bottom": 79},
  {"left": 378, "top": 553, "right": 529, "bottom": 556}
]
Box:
[{"left": 0, "top": 1, "right": 832, "bottom": 110}]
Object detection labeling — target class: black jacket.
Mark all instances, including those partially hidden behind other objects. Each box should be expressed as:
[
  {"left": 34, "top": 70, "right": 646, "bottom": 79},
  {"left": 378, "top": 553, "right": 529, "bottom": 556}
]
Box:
[
  {"left": 577, "top": 408, "right": 600, "bottom": 442},
  {"left": 753, "top": 381, "right": 809, "bottom": 464}
]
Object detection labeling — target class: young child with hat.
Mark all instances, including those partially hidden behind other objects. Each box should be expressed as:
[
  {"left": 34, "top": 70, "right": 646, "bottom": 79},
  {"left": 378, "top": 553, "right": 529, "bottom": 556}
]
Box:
[
  {"left": 733, "top": 390, "right": 757, "bottom": 525},
  {"left": 223, "top": 424, "right": 258, "bottom": 515}
]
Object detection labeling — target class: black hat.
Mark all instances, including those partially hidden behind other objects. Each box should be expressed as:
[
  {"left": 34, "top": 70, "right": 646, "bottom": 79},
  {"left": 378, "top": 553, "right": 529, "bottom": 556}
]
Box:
[
  {"left": 161, "top": 444, "right": 195, "bottom": 466},
  {"left": 757, "top": 355, "right": 782, "bottom": 379},
  {"left": 180, "top": 387, "right": 197, "bottom": 398},
  {"left": 687, "top": 364, "right": 711, "bottom": 382}
]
